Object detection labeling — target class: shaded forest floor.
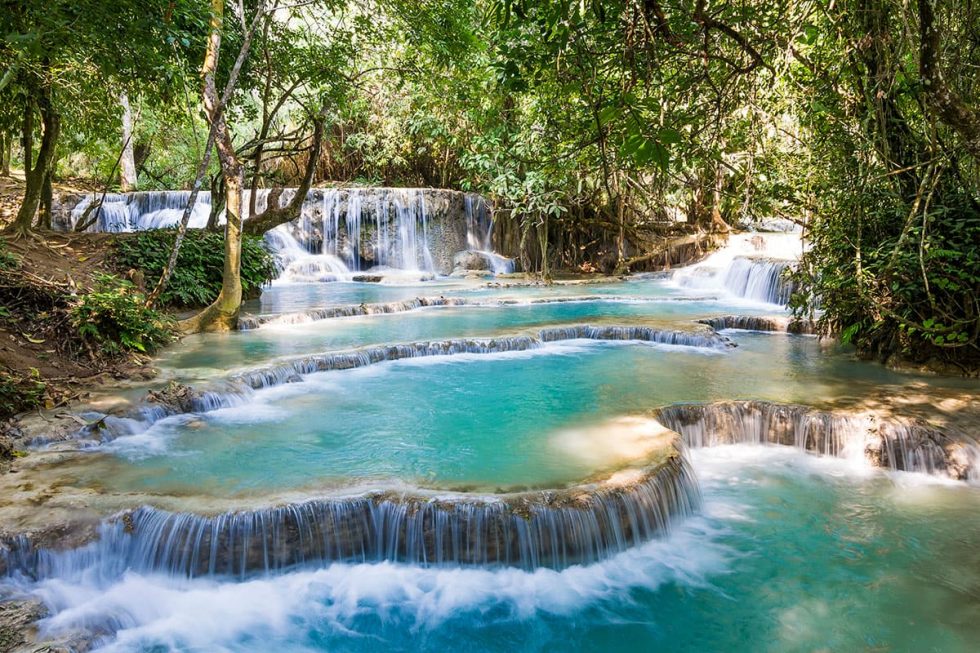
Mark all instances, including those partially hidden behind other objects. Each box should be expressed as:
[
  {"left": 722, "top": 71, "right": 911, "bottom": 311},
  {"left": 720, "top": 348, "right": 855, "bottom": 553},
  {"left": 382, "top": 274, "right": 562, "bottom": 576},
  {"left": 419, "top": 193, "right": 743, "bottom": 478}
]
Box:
[{"left": 1, "top": 174, "right": 156, "bottom": 422}]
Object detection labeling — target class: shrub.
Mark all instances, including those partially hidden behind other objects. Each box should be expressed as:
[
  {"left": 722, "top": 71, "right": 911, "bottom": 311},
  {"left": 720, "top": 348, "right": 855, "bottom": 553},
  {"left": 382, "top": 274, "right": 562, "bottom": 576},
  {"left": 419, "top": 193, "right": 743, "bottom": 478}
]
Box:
[
  {"left": 71, "top": 274, "right": 174, "bottom": 355},
  {"left": 113, "top": 229, "right": 276, "bottom": 307}
]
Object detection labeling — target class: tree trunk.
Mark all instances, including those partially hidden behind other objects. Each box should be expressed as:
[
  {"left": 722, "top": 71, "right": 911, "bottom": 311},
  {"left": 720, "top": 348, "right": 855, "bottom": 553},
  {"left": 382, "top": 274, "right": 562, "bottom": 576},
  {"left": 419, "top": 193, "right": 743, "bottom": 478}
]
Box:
[
  {"left": 241, "top": 109, "right": 326, "bottom": 236},
  {"left": 180, "top": 170, "right": 244, "bottom": 332},
  {"left": 10, "top": 82, "right": 59, "bottom": 234},
  {"left": 179, "top": 0, "right": 247, "bottom": 333},
  {"left": 0, "top": 132, "right": 10, "bottom": 176},
  {"left": 919, "top": 0, "right": 980, "bottom": 162},
  {"left": 710, "top": 159, "right": 731, "bottom": 232},
  {"left": 207, "top": 171, "right": 225, "bottom": 231},
  {"left": 39, "top": 169, "right": 53, "bottom": 229},
  {"left": 119, "top": 92, "right": 138, "bottom": 191}
]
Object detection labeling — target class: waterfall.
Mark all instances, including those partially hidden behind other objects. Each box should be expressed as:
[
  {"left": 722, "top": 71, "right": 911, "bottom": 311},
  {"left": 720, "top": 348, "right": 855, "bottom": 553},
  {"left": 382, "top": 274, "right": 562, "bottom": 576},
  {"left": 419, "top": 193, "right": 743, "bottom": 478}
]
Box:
[
  {"left": 677, "top": 256, "right": 795, "bottom": 305},
  {"left": 672, "top": 233, "right": 802, "bottom": 305},
  {"left": 721, "top": 257, "right": 795, "bottom": 304},
  {"left": 238, "top": 294, "right": 693, "bottom": 330},
  {"left": 655, "top": 400, "right": 973, "bottom": 479},
  {"left": 226, "top": 327, "right": 730, "bottom": 392},
  {"left": 1, "top": 453, "right": 699, "bottom": 578},
  {"left": 62, "top": 188, "right": 511, "bottom": 277},
  {"left": 698, "top": 315, "right": 817, "bottom": 335},
  {"left": 461, "top": 193, "right": 514, "bottom": 274},
  {"left": 71, "top": 191, "right": 214, "bottom": 232}
]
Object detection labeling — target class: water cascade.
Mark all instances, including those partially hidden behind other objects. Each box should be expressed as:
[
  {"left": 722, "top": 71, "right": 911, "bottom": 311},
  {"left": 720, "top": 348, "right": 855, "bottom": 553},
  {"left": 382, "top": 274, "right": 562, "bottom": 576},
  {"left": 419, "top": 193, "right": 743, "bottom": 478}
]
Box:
[
  {"left": 58, "top": 188, "right": 511, "bottom": 277},
  {"left": 459, "top": 194, "right": 515, "bottom": 274},
  {"left": 655, "top": 400, "right": 975, "bottom": 480},
  {"left": 226, "top": 326, "right": 732, "bottom": 393},
  {"left": 1, "top": 441, "right": 699, "bottom": 578},
  {"left": 238, "top": 294, "right": 694, "bottom": 330},
  {"left": 67, "top": 191, "right": 214, "bottom": 232},
  {"left": 672, "top": 233, "right": 803, "bottom": 305},
  {"left": 698, "top": 315, "right": 817, "bottom": 335}
]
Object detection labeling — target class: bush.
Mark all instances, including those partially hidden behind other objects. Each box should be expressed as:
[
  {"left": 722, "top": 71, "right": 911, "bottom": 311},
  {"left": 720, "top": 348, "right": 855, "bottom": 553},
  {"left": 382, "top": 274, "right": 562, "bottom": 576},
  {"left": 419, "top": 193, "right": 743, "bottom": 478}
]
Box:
[
  {"left": 113, "top": 230, "right": 276, "bottom": 307},
  {"left": 0, "top": 368, "right": 46, "bottom": 418},
  {"left": 71, "top": 274, "right": 174, "bottom": 355}
]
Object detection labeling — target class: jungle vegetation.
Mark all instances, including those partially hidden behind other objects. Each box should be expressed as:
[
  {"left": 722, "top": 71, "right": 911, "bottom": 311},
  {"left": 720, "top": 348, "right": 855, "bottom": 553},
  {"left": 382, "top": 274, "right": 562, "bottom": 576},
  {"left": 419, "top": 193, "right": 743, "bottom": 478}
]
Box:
[{"left": 0, "top": 0, "right": 977, "bottom": 368}]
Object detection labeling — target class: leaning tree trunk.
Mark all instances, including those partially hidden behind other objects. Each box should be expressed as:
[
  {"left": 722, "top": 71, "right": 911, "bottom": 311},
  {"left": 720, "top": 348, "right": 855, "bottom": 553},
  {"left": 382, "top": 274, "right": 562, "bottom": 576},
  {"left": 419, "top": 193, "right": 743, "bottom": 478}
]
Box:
[
  {"left": 10, "top": 82, "right": 59, "bottom": 234},
  {"left": 179, "top": 0, "right": 248, "bottom": 333}
]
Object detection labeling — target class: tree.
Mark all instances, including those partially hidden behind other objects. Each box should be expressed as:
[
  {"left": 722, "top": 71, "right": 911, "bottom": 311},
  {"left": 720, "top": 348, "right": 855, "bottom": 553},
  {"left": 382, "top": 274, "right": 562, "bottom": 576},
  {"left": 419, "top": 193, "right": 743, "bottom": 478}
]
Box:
[
  {"left": 0, "top": 0, "right": 204, "bottom": 234},
  {"left": 179, "top": 0, "right": 328, "bottom": 332}
]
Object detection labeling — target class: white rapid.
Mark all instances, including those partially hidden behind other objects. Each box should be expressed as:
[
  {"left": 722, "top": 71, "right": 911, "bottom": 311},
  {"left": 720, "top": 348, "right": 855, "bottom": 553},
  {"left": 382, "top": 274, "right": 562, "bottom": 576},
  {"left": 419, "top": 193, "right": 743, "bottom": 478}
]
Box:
[{"left": 672, "top": 232, "right": 804, "bottom": 305}]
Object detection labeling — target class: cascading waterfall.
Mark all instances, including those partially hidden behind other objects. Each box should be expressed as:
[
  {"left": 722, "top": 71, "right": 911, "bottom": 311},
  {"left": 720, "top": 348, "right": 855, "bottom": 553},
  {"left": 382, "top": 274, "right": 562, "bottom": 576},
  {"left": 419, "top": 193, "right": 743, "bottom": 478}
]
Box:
[
  {"left": 47, "top": 325, "right": 733, "bottom": 444},
  {"left": 237, "top": 294, "right": 700, "bottom": 330},
  {"left": 698, "top": 315, "right": 817, "bottom": 335},
  {"left": 655, "top": 400, "right": 973, "bottom": 479},
  {"left": 62, "top": 188, "right": 511, "bottom": 278},
  {"left": 70, "top": 191, "right": 214, "bottom": 232},
  {"left": 721, "top": 257, "right": 796, "bottom": 304},
  {"left": 673, "top": 233, "right": 802, "bottom": 305},
  {"left": 0, "top": 452, "right": 700, "bottom": 579},
  {"left": 227, "top": 326, "right": 732, "bottom": 393},
  {"left": 461, "top": 193, "right": 514, "bottom": 274}
]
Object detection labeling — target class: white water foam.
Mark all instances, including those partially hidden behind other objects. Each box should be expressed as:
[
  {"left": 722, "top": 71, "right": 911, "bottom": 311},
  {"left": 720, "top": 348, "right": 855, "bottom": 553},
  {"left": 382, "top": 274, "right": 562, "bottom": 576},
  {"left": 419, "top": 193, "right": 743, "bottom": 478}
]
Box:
[{"left": 18, "top": 513, "right": 733, "bottom": 653}]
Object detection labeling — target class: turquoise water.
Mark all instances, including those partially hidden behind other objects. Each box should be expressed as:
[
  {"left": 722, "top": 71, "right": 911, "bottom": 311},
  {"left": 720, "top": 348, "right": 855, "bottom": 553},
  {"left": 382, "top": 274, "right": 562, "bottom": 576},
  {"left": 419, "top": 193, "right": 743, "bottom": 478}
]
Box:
[
  {"left": 7, "top": 274, "right": 980, "bottom": 652},
  {"left": 97, "top": 333, "right": 923, "bottom": 495},
  {"left": 22, "top": 448, "right": 980, "bottom": 652}
]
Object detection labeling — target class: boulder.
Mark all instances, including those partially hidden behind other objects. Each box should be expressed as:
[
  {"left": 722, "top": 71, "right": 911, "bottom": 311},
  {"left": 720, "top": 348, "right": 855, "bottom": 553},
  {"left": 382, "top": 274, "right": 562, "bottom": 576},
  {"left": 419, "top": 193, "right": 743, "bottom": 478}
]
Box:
[{"left": 453, "top": 250, "right": 493, "bottom": 272}]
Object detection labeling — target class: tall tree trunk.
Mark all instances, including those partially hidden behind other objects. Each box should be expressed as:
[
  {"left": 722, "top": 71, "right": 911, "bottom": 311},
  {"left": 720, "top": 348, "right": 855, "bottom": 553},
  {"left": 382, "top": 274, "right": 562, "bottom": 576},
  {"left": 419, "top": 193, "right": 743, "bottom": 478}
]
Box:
[
  {"left": 39, "top": 170, "right": 53, "bottom": 229},
  {"left": 119, "top": 92, "right": 138, "bottom": 191},
  {"left": 0, "top": 132, "right": 10, "bottom": 176},
  {"left": 10, "top": 81, "right": 59, "bottom": 234},
  {"left": 179, "top": 0, "right": 248, "bottom": 333},
  {"left": 207, "top": 170, "right": 225, "bottom": 231},
  {"left": 710, "top": 159, "right": 730, "bottom": 232}
]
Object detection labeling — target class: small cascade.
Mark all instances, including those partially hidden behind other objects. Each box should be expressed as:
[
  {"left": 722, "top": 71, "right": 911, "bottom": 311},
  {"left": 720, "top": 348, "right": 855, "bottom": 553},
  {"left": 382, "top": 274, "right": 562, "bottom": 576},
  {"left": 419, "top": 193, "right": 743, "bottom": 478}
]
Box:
[
  {"left": 673, "top": 232, "right": 802, "bottom": 305},
  {"left": 537, "top": 325, "right": 734, "bottom": 349},
  {"left": 656, "top": 401, "right": 867, "bottom": 458},
  {"left": 2, "top": 453, "right": 699, "bottom": 578},
  {"left": 70, "top": 191, "right": 214, "bottom": 232},
  {"left": 460, "top": 193, "right": 515, "bottom": 274},
  {"left": 655, "top": 400, "right": 975, "bottom": 480},
  {"left": 238, "top": 296, "right": 476, "bottom": 329},
  {"left": 698, "top": 315, "right": 817, "bottom": 335},
  {"left": 228, "top": 326, "right": 731, "bottom": 392},
  {"left": 238, "top": 295, "right": 732, "bottom": 330},
  {"left": 721, "top": 257, "right": 796, "bottom": 304}
]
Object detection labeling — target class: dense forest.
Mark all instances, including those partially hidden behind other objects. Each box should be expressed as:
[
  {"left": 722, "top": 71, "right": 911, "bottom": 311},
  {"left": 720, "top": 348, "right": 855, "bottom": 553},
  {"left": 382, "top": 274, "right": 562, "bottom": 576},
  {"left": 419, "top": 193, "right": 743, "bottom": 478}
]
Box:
[
  {"left": 1, "top": 0, "right": 978, "bottom": 381},
  {"left": 2, "top": 3, "right": 980, "bottom": 650}
]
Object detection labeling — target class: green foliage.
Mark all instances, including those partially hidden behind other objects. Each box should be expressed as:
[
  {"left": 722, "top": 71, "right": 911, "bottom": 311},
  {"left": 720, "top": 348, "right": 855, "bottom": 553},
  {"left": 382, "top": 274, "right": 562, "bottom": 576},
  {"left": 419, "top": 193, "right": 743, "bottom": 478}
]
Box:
[
  {"left": 786, "top": 0, "right": 980, "bottom": 368},
  {"left": 70, "top": 274, "right": 174, "bottom": 356},
  {"left": 114, "top": 230, "right": 276, "bottom": 308},
  {"left": 0, "top": 368, "right": 46, "bottom": 418}
]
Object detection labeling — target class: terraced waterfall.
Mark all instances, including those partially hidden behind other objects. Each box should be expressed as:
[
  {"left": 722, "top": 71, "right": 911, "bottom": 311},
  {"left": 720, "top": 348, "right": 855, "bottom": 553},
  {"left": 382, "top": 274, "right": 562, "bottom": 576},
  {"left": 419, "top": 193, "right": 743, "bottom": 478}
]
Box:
[{"left": 2, "top": 224, "right": 980, "bottom": 652}]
